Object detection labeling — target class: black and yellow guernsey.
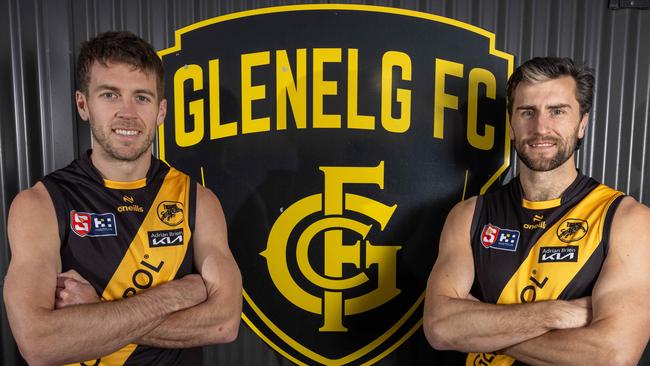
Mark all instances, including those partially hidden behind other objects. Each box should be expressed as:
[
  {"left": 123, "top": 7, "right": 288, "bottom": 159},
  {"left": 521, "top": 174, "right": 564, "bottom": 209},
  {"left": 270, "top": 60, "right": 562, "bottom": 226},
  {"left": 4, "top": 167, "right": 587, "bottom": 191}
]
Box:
[
  {"left": 466, "top": 173, "right": 624, "bottom": 366},
  {"left": 42, "top": 150, "right": 197, "bottom": 366}
]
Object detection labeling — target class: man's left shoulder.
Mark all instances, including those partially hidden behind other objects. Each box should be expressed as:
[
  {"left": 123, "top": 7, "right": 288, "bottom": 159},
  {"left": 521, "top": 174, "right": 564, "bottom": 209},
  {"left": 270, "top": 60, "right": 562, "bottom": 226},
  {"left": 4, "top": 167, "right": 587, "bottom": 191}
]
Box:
[
  {"left": 195, "top": 183, "right": 220, "bottom": 204},
  {"left": 608, "top": 196, "right": 650, "bottom": 249},
  {"left": 612, "top": 196, "right": 650, "bottom": 221}
]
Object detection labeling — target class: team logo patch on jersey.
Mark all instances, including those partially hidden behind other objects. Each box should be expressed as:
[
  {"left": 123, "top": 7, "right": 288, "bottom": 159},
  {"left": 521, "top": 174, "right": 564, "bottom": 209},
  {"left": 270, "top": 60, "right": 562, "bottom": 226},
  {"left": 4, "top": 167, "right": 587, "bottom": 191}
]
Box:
[
  {"left": 481, "top": 224, "right": 520, "bottom": 251},
  {"left": 148, "top": 229, "right": 184, "bottom": 247},
  {"left": 538, "top": 246, "right": 578, "bottom": 263},
  {"left": 557, "top": 218, "right": 588, "bottom": 243},
  {"left": 70, "top": 210, "right": 117, "bottom": 237},
  {"left": 157, "top": 201, "right": 184, "bottom": 226}
]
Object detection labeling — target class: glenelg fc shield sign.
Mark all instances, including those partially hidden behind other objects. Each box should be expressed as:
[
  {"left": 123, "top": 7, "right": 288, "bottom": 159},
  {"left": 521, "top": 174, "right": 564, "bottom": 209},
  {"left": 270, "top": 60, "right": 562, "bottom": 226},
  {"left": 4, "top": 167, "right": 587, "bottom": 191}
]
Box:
[{"left": 158, "top": 5, "right": 512, "bottom": 365}]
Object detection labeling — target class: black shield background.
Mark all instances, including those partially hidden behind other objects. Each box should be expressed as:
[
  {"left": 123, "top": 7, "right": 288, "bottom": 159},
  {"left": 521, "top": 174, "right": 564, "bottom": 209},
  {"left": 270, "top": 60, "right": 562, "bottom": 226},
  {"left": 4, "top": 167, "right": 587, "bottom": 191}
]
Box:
[{"left": 159, "top": 5, "right": 512, "bottom": 365}]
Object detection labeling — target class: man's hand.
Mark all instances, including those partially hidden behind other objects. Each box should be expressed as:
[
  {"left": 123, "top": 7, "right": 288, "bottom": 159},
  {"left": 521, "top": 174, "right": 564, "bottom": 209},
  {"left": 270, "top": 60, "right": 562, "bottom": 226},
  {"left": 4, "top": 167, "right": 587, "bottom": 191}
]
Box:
[
  {"left": 56, "top": 270, "right": 100, "bottom": 308},
  {"left": 424, "top": 198, "right": 595, "bottom": 353},
  {"left": 54, "top": 270, "right": 207, "bottom": 310},
  {"left": 502, "top": 198, "right": 650, "bottom": 366},
  {"left": 553, "top": 297, "right": 592, "bottom": 330},
  {"left": 3, "top": 183, "right": 212, "bottom": 366},
  {"left": 171, "top": 274, "right": 208, "bottom": 305},
  {"left": 135, "top": 185, "right": 242, "bottom": 348}
]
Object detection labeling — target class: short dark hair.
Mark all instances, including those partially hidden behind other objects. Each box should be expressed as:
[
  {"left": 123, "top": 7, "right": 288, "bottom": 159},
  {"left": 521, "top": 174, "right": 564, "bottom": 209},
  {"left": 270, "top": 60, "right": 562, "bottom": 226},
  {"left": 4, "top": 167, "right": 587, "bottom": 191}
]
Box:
[
  {"left": 506, "top": 57, "right": 594, "bottom": 118},
  {"left": 77, "top": 31, "right": 164, "bottom": 99}
]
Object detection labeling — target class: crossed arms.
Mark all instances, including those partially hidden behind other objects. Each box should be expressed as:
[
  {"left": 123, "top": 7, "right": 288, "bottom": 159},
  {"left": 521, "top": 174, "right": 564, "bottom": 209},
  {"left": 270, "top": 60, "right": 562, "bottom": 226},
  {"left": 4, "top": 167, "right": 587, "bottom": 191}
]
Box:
[
  {"left": 423, "top": 196, "right": 650, "bottom": 366},
  {"left": 3, "top": 183, "right": 242, "bottom": 366}
]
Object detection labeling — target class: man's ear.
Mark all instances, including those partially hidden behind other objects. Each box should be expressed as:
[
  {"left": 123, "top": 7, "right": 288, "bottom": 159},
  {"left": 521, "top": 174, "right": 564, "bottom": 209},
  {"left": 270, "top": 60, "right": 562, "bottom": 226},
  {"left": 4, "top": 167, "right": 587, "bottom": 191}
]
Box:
[
  {"left": 157, "top": 99, "right": 167, "bottom": 126},
  {"left": 578, "top": 112, "right": 589, "bottom": 139},
  {"left": 75, "top": 91, "right": 90, "bottom": 121},
  {"left": 509, "top": 111, "right": 515, "bottom": 142}
]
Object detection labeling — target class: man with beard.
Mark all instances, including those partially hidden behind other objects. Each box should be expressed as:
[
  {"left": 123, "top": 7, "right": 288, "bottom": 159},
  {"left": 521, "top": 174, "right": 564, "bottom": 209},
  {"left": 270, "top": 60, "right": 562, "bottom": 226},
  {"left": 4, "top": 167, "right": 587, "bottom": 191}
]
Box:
[
  {"left": 3, "top": 31, "right": 242, "bottom": 365},
  {"left": 423, "top": 57, "right": 649, "bottom": 365}
]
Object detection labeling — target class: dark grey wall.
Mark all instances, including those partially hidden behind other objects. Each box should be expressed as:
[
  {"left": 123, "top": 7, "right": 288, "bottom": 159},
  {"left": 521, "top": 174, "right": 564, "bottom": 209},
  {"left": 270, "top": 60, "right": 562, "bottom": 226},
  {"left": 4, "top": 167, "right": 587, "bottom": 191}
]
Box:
[{"left": 1, "top": 0, "right": 648, "bottom": 365}]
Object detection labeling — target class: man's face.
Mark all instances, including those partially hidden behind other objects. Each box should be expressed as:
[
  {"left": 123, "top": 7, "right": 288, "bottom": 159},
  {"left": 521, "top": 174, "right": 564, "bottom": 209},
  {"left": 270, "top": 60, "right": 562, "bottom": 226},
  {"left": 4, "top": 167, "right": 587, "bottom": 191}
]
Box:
[
  {"left": 510, "top": 76, "right": 588, "bottom": 172},
  {"left": 75, "top": 61, "right": 166, "bottom": 162}
]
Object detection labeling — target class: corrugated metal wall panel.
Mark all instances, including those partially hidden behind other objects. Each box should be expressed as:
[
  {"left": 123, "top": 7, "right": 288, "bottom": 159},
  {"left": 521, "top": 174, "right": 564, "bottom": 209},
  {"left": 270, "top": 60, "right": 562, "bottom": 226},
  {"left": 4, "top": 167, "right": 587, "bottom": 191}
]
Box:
[
  {"left": 1, "top": 0, "right": 648, "bottom": 364},
  {"left": 0, "top": 0, "right": 11, "bottom": 362}
]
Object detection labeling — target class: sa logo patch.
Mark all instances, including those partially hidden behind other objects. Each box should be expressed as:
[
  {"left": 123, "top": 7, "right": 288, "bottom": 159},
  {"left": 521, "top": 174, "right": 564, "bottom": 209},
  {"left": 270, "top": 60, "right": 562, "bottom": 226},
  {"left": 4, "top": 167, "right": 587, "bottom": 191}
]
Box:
[
  {"left": 158, "top": 5, "right": 512, "bottom": 365},
  {"left": 481, "top": 224, "right": 520, "bottom": 252},
  {"left": 70, "top": 211, "right": 117, "bottom": 237}
]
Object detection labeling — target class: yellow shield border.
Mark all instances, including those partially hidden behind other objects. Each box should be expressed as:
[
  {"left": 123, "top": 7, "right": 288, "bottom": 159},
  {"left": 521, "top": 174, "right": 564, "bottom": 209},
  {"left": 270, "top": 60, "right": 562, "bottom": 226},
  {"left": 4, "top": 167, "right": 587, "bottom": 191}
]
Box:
[{"left": 158, "top": 4, "right": 513, "bottom": 365}]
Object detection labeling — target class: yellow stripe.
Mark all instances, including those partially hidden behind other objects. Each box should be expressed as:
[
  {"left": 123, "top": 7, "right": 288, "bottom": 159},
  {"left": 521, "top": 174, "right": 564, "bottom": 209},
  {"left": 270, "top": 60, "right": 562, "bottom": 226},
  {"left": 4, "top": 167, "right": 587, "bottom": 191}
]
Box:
[
  {"left": 468, "top": 184, "right": 623, "bottom": 365},
  {"left": 500, "top": 185, "right": 622, "bottom": 304},
  {"left": 65, "top": 344, "right": 138, "bottom": 366},
  {"left": 462, "top": 170, "right": 469, "bottom": 201},
  {"left": 465, "top": 353, "right": 514, "bottom": 366},
  {"left": 74, "top": 168, "right": 192, "bottom": 365},
  {"left": 104, "top": 178, "right": 147, "bottom": 190},
  {"left": 521, "top": 197, "right": 562, "bottom": 210}
]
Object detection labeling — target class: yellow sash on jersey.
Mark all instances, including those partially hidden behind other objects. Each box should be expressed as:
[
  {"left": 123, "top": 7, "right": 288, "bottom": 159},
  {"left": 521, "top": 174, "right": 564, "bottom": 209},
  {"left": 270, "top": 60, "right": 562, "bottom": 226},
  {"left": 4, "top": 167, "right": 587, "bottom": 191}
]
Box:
[
  {"left": 466, "top": 185, "right": 623, "bottom": 366},
  {"left": 70, "top": 169, "right": 192, "bottom": 366}
]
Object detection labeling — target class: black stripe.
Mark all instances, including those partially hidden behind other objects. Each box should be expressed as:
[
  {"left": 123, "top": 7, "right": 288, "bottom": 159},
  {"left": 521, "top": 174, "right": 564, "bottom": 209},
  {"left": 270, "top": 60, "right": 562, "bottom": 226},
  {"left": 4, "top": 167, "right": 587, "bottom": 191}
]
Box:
[
  {"left": 602, "top": 195, "right": 625, "bottom": 256},
  {"left": 470, "top": 195, "right": 484, "bottom": 240},
  {"left": 189, "top": 180, "right": 197, "bottom": 233},
  {"left": 41, "top": 176, "right": 69, "bottom": 243}
]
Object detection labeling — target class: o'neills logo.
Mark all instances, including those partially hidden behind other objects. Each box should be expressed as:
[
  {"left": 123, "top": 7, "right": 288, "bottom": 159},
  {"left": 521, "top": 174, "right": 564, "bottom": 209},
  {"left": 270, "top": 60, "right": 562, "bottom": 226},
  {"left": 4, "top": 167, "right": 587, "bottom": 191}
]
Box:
[
  {"left": 159, "top": 5, "right": 512, "bottom": 365},
  {"left": 523, "top": 222, "right": 546, "bottom": 229},
  {"left": 524, "top": 214, "right": 546, "bottom": 230},
  {"left": 118, "top": 195, "right": 144, "bottom": 213},
  {"left": 117, "top": 204, "right": 144, "bottom": 213}
]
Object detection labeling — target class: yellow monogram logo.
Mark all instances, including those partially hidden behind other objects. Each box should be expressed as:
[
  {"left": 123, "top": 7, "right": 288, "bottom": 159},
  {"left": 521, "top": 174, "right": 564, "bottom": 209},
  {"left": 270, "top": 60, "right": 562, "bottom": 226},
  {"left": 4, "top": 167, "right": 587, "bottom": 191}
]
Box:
[{"left": 261, "top": 161, "right": 401, "bottom": 332}]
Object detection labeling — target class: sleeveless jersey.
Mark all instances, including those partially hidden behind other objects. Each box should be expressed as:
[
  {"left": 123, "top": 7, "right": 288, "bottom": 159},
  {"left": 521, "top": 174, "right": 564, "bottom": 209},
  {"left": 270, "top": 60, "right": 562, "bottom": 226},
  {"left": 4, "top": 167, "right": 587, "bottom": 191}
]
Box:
[
  {"left": 465, "top": 174, "right": 624, "bottom": 366},
  {"left": 42, "top": 150, "right": 197, "bottom": 366}
]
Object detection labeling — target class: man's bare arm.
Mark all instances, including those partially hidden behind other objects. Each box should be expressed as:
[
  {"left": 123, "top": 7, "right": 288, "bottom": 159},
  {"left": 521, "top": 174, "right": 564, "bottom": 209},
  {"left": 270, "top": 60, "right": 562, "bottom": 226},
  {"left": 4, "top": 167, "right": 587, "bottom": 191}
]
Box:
[
  {"left": 134, "top": 184, "right": 243, "bottom": 347},
  {"left": 423, "top": 197, "right": 590, "bottom": 353},
  {"left": 503, "top": 197, "right": 650, "bottom": 366},
  {"left": 2, "top": 183, "right": 207, "bottom": 366}
]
